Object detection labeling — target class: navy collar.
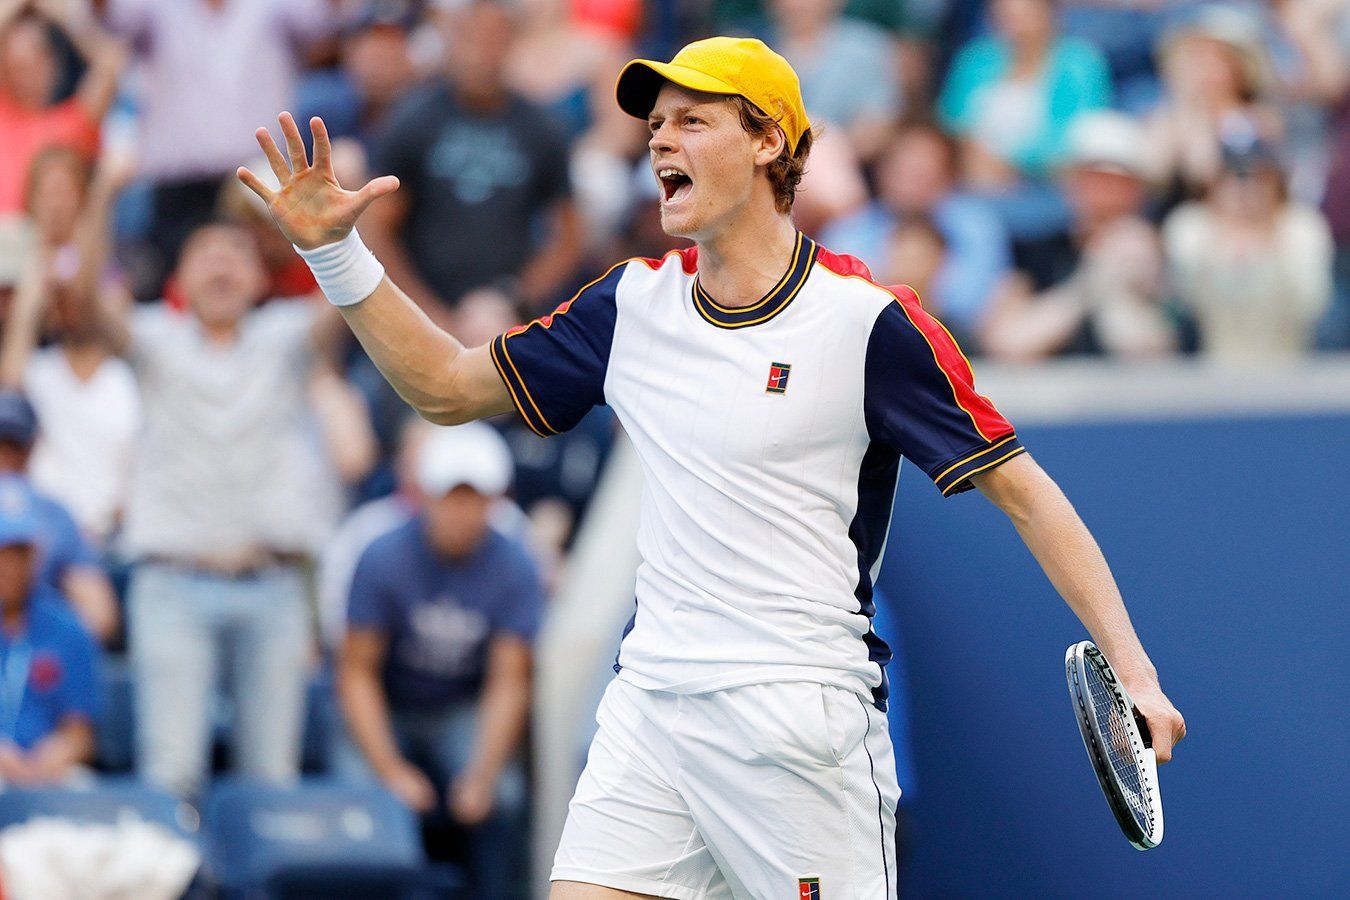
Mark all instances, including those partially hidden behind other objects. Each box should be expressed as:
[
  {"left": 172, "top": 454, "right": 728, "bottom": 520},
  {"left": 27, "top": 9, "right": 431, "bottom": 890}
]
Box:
[{"left": 691, "top": 233, "right": 817, "bottom": 329}]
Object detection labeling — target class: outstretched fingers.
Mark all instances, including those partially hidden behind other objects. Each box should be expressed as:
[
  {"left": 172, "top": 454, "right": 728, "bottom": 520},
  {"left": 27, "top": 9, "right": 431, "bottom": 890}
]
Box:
[
  {"left": 310, "top": 116, "right": 334, "bottom": 177},
  {"left": 236, "top": 166, "right": 275, "bottom": 203},
  {"left": 278, "top": 111, "right": 310, "bottom": 173},
  {"left": 255, "top": 127, "right": 290, "bottom": 183},
  {"left": 353, "top": 175, "right": 401, "bottom": 212}
]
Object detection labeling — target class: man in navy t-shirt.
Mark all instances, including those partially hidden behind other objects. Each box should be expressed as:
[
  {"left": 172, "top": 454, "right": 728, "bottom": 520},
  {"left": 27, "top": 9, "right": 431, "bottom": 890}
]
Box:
[
  {"left": 337, "top": 422, "right": 543, "bottom": 899},
  {"left": 0, "top": 476, "right": 101, "bottom": 788}
]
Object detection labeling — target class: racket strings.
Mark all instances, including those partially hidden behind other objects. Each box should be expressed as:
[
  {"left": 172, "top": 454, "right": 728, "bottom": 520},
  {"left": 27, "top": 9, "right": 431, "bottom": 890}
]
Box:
[{"left": 1086, "top": 666, "right": 1153, "bottom": 832}]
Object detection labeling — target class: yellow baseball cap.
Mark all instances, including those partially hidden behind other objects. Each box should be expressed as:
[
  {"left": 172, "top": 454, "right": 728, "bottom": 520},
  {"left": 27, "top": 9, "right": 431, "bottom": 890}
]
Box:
[{"left": 615, "top": 36, "right": 811, "bottom": 152}]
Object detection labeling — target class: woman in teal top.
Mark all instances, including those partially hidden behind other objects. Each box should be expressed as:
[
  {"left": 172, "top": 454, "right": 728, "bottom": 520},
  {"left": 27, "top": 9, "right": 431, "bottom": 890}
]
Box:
[{"left": 939, "top": 0, "right": 1112, "bottom": 182}]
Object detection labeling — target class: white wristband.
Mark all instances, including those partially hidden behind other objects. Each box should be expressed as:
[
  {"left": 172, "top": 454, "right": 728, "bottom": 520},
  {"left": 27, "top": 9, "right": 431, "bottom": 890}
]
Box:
[{"left": 294, "top": 229, "right": 385, "bottom": 307}]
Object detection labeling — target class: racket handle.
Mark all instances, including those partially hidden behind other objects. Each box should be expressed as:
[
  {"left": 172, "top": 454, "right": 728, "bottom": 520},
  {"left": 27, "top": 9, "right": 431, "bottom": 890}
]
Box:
[{"left": 1133, "top": 708, "right": 1153, "bottom": 748}]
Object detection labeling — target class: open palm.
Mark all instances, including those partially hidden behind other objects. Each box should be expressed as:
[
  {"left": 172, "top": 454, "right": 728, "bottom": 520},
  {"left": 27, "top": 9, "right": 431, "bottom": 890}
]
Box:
[{"left": 236, "top": 112, "right": 399, "bottom": 251}]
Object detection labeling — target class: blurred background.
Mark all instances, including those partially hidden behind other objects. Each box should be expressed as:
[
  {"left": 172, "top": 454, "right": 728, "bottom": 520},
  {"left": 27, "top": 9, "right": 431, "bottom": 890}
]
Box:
[{"left": 0, "top": 0, "right": 1346, "bottom": 896}]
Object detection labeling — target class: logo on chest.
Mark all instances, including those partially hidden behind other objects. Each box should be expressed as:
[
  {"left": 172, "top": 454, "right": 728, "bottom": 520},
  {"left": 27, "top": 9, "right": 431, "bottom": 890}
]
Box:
[{"left": 765, "top": 361, "right": 792, "bottom": 395}]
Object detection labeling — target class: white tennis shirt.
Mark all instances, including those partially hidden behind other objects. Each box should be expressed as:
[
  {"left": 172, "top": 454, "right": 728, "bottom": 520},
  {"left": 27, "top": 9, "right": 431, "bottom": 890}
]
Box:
[{"left": 492, "top": 234, "right": 1023, "bottom": 708}]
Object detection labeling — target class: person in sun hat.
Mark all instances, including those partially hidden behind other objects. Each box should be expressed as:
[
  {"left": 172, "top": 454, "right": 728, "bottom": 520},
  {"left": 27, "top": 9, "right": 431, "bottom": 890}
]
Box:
[
  {"left": 241, "top": 32, "right": 1185, "bottom": 897},
  {"left": 981, "top": 110, "right": 1178, "bottom": 361}
]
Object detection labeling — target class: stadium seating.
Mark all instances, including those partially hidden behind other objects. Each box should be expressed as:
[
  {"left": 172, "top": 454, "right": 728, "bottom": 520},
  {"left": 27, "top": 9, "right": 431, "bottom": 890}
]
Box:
[
  {"left": 95, "top": 657, "right": 137, "bottom": 774},
  {"left": 0, "top": 779, "right": 199, "bottom": 837},
  {"left": 95, "top": 658, "right": 337, "bottom": 777},
  {"left": 300, "top": 665, "right": 337, "bottom": 775},
  {"left": 203, "top": 779, "right": 440, "bottom": 898}
]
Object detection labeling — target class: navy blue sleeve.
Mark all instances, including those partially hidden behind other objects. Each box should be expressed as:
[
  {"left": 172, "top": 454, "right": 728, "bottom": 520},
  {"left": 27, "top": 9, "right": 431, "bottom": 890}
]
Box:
[
  {"left": 490, "top": 262, "right": 624, "bottom": 436},
  {"left": 865, "top": 286, "right": 1024, "bottom": 496},
  {"left": 346, "top": 536, "right": 398, "bottom": 632}
]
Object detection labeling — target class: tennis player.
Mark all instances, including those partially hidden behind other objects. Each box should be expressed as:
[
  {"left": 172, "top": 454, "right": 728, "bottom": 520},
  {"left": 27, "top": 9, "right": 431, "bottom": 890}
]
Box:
[{"left": 240, "top": 36, "right": 1185, "bottom": 900}]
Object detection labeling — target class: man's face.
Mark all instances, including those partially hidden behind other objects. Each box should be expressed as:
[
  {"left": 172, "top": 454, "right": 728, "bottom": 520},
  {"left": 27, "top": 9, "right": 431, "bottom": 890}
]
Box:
[
  {"left": 0, "top": 543, "right": 34, "bottom": 607},
  {"left": 176, "top": 226, "right": 267, "bottom": 328},
  {"left": 423, "top": 485, "right": 494, "bottom": 558},
  {"left": 0, "top": 19, "right": 58, "bottom": 109},
  {"left": 769, "top": 0, "right": 843, "bottom": 30},
  {"left": 883, "top": 225, "right": 945, "bottom": 291},
  {"left": 344, "top": 26, "right": 413, "bottom": 106},
  {"left": 879, "top": 130, "right": 954, "bottom": 214},
  {"left": 993, "top": 0, "right": 1055, "bottom": 45},
  {"left": 0, "top": 440, "right": 28, "bottom": 474},
  {"left": 647, "top": 84, "right": 768, "bottom": 241},
  {"left": 444, "top": 2, "right": 515, "bottom": 94},
  {"left": 1212, "top": 167, "right": 1282, "bottom": 221},
  {"left": 1068, "top": 167, "right": 1144, "bottom": 225}
]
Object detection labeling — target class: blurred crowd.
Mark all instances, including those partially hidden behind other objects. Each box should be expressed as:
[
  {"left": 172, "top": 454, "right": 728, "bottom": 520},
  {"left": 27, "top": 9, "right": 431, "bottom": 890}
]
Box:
[{"left": 0, "top": 0, "right": 1348, "bottom": 893}]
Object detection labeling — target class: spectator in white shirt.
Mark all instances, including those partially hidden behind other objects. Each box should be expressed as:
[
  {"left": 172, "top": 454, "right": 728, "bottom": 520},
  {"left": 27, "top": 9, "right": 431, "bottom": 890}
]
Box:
[
  {"left": 1, "top": 147, "right": 139, "bottom": 546},
  {"left": 86, "top": 217, "right": 350, "bottom": 797},
  {"left": 1164, "top": 133, "right": 1333, "bottom": 361}
]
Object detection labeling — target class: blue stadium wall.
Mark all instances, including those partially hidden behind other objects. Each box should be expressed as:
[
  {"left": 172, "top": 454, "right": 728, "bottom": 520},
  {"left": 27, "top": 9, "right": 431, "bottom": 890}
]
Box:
[{"left": 877, "top": 412, "right": 1349, "bottom": 898}]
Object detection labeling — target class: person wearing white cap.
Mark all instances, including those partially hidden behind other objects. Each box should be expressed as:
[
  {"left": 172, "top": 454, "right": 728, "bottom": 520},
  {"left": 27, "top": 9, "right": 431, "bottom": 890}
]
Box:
[
  {"left": 981, "top": 111, "right": 1177, "bottom": 362},
  {"left": 336, "top": 421, "right": 544, "bottom": 898}
]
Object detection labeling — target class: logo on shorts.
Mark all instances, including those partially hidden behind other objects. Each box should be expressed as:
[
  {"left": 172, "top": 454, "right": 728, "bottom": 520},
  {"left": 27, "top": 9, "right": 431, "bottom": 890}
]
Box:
[
  {"left": 798, "top": 876, "right": 821, "bottom": 899},
  {"left": 766, "top": 361, "right": 792, "bottom": 394}
]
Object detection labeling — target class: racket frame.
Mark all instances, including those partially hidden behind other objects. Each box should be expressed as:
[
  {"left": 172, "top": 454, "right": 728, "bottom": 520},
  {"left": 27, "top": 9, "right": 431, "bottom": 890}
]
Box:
[{"left": 1065, "top": 640, "right": 1164, "bottom": 850}]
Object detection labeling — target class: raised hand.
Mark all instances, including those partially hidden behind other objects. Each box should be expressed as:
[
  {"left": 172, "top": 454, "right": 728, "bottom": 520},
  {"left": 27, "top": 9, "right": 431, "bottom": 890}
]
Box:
[{"left": 237, "top": 112, "right": 399, "bottom": 251}]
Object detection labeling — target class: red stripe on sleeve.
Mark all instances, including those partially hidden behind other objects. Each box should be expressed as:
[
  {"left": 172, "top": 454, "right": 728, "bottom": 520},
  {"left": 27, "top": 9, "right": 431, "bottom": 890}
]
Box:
[
  {"left": 887, "top": 283, "right": 1010, "bottom": 442},
  {"left": 815, "top": 247, "right": 1012, "bottom": 443}
]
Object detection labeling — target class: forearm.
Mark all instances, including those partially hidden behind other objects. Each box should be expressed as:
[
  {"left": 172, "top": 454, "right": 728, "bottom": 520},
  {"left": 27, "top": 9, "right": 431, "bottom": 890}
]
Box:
[
  {"left": 517, "top": 205, "right": 584, "bottom": 311},
  {"left": 47, "top": 1, "right": 124, "bottom": 119},
  {"left": 62, "top": 568, "right": 120, "bottom": 645},
  {"left": 86, "top": 284, "right": 131, "bottom": 355},
  {"left": 464, "top": 674, "right": 530, "bottom": 784},
  {"left": 0, "top": 271, "right": 45, "bottom": 388},
  {"left": 338, "top": 664, "right": 408, "bottom": 777},
  {"left": 70, "top": 169, "right": 122, "bottom": 308},
  {"left": 338, "top": 276, "right": 487, "bottom": 423},
  {"left": 308, "top": 365, "right": 378, "bottom": 485},
  {"left": 30, "top": 720, "right": 94, "bottom": 778},
  {"left": 979, "top": 456, "right": 1156, "bottom": 685}
]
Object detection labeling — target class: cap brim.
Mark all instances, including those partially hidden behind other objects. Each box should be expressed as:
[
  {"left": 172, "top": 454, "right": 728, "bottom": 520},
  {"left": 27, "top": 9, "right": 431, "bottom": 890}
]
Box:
[{"left": 615, "top": 59, "right": 742, "bottom": 121}]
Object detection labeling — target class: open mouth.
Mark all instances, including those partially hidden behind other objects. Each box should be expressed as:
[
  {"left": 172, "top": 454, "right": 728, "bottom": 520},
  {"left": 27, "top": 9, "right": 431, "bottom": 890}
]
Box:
[{"left": 658, "top": 168, "right": 694, "bottom": 204}]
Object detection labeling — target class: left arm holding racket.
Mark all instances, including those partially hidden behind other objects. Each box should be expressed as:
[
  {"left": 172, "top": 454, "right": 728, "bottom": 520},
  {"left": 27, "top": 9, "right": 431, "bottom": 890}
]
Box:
[{"left": 971, "top": 453, "right": 1186, "bottom": 762}]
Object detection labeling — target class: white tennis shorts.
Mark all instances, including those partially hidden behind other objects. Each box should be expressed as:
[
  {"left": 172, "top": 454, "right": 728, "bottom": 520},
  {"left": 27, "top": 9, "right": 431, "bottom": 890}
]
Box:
[{"left": 551, "top": 677, "right": 901, "bottom": 899}]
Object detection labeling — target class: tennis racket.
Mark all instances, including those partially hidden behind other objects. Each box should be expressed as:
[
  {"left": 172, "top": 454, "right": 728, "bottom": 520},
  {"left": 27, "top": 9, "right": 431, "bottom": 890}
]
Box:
[{"left": 1065, "top": 640, "right": 1164, "bottom": 850}]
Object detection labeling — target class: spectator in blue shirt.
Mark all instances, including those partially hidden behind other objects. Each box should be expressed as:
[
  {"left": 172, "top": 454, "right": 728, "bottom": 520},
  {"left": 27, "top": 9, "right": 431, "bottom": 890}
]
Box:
[
  {"left": 0, "top": 391, "right": 117, "bottom": 644},
  {"left": 0, "top": 475, "right": 100, "bottom": 788},
  {"left": 821, "top": 122, "right": 1011, "bottom": 345},
  {"left": 337, "top": 422, "right": 544, "bottom": 899}
]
